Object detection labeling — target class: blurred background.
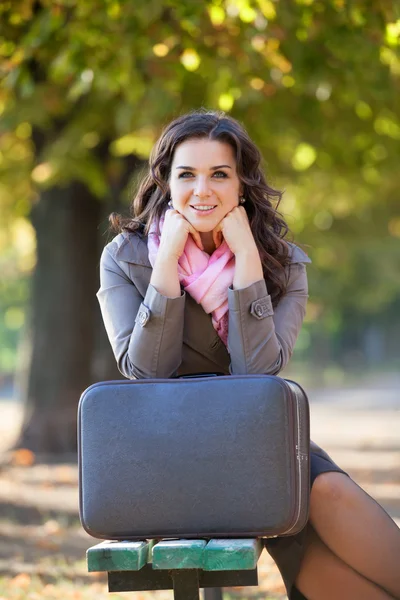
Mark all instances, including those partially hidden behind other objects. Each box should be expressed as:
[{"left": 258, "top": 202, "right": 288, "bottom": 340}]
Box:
[{"left": 0, "top": 1, "right": 399, "bottom": 598}]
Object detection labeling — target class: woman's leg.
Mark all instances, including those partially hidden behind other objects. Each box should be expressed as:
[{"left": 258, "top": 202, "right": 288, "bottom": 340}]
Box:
[
  {"left": 295, "top": 525, "right": 397, "bottom": 600},
  {"left": 308, "top": 472, "right": 400, "bottom": 599}
]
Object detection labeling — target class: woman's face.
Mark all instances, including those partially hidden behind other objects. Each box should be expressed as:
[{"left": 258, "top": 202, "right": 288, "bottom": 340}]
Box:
[{"left": 169, "top": 138, "right": 243, "bottom": 233}]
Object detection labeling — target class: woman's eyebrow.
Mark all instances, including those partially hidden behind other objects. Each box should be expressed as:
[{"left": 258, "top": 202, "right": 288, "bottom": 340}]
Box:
[{"left": 175, "top": 165, "right": 232, "bottom": 170}]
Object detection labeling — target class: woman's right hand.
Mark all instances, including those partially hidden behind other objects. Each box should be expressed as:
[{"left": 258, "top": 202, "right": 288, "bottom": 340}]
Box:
[{"left": 158, "top": 208, "right": 203, "bottom": 261}]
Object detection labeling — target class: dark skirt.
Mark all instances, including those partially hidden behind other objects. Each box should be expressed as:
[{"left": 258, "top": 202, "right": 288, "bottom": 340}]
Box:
[{"left": 263, "top": 443, "right": 349, "bottom": 600}]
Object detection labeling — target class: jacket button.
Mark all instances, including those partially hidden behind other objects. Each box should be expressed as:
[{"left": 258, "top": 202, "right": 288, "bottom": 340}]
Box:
[
  {"left": 136, "top": 305, "right": 150, "bottom": 327},
  {"left": 250, "top": 297, "right": 273, "bottom": 319},
  {"left": 255, "top": 303, "right": 264, "bottom": 317}
]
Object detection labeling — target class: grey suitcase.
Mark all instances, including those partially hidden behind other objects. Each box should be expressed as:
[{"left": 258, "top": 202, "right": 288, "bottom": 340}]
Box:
[{"left": 78, "top": 374, "right": 310, "bottom": 540}]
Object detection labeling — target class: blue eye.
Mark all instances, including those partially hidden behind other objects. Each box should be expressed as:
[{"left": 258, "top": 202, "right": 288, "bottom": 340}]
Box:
[{"left": 178, "top": 171, "right": 227, "bottom": 178}]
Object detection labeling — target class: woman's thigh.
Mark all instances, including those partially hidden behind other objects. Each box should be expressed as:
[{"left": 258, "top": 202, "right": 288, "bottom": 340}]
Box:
[
  {"left": 309, "top": 472, "right": 400, "bottom": 599},
  {"left": 295, "top": 525, "right": 396, "bottom": 600}
]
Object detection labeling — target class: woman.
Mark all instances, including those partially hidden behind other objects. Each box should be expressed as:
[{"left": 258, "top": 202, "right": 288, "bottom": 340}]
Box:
[{"left": 97, "top": 109, "right": 400, "bottom": 600}]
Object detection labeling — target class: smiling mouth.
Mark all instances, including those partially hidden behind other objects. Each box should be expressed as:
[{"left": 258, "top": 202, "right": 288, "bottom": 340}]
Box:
[{"left": 190, "top": 205, "right": 217, "bottom": 212}]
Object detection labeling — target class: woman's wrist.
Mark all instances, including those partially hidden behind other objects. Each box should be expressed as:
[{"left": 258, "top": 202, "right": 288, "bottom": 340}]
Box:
[
  {"left": 154, "top": 250, "right": 179, "bottom": 268},
  {"left": 233, "top": 248, "right": 264, "bottom": 290},
  {"left": 150, "top": 254, "right": 181, "bottom": 298}
]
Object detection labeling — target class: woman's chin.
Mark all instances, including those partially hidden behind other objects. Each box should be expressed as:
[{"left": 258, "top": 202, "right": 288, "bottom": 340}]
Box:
[
  {"left": 186, "top": 217, "right": 216, "bottom": 233},
  {"left": 191, "top": 214, "right": 223, "bottom": 230},
  {"left": 193, "top": 225, "right": 215, "bottom": 234},
  {"left": 184, "top": 206, "right": 221, "bottom": 229}
]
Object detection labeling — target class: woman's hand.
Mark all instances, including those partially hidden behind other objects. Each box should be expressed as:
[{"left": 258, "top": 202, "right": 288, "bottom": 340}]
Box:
[
  {"left": 213, "top": 206, "right": 264, "bottom": 289},
  {"left": 151, "top": 209, "right": 203, "bottom": 298},
  {"left": 158, "top": 208, "right": 204, "bottom": 261},
  {"left": 212, "top": 206, "right": 257, "bottom": 257}
]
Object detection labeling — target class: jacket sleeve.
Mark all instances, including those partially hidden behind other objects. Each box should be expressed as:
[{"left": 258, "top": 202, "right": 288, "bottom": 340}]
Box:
[
  {"left": 96, "top": 245, "right": 185, "bottom": 379},
  {"left": 227, "top": 261, "right": 309, "bottom": 375}
]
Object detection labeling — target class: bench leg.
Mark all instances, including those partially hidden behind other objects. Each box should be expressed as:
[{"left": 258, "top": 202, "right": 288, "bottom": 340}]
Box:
[
  {"left": 171, "top": 569, "right": 200, "bottom": 600},
  {"left": 204, "top": 587, "right": 223, "bottom": 600}
]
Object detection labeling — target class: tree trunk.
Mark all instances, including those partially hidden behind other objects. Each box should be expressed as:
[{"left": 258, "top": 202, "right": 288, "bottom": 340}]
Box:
[
  {"left": 15, "top": 182, "right": 101, "bottom": 455},
  {"left": 92, "top": 154, "right": 146, "bottom": 381},
  {"left": 90, "top": 155, "right": 144, "bottom": 382},
  {"left": 90, "top": 198, "right": 126, "bottom": 383}
]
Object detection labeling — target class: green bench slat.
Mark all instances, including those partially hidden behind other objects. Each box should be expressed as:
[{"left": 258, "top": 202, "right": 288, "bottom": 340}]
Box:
[
  {"left": 87, "top": 540, "right": 154, "bottom": 572},
  {"left": 203, "top": 539, "right": 262, "bottom": 571},
  {"left": 152, "top": 539, "right": 207, "bottom": 569},
  {"left": 87, "top": 538, "right": 262, "bottom": 573}
]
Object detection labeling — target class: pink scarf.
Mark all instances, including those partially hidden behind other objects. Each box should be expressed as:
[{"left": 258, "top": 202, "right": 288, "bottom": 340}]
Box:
[{"left": 147, "top": 215, "right": 235, "bottom": 346}]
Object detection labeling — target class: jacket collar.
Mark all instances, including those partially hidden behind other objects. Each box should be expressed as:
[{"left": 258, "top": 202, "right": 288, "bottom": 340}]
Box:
[
  {"left": 115, "top": 232, "right": 311, "bottom": 267},
  {"left": 287, "top": 242, "right": 312, "bottom": 264},
  {"left": 115, "top": 232, "right": 152, "bottom": 267}
]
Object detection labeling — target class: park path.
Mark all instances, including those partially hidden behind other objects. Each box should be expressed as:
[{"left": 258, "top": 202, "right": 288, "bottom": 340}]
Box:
[
  {"left": 308, "top": 378, "right": 400, "bottom": 527},
  {"left": 0, "top": 375, "right": 399, "bottom": 599}
]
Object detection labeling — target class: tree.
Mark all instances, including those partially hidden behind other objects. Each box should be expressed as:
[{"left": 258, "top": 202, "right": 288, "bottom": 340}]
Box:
[{"left": 0, "top": 0, "right": 399, "bottom": 452}]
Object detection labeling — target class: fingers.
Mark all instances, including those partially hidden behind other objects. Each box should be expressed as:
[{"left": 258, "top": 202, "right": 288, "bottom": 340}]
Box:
[
  {"left": 188, "top": 224, "right": 204, "bottom": 251},
  {"left": 213, "top": 218, "right": 225, "bottom": 249},
  {"left": 212, "top": 221, "right": 221, "bottom": 248},
  {"left": 164, "top": 207, "right": 177, "bottom": 220},
  {"left": 212, "top": 228, "right": 222, "bottom": 249},
  {"left": 212, "top": 229, "right": 218, "bottom": 249},
  {"left": 164, "top": 209, "right": 205, "bottom": 252}
]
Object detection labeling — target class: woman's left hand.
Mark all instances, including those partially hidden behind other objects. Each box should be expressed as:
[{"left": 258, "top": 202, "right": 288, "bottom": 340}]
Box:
[{"left": 212, "top": 206, "right": 257, "bottom": 257}]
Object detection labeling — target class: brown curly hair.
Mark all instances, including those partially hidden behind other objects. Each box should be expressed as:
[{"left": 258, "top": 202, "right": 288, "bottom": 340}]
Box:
[{"left": 110, "top": 108, "right": 293, "bottom": 306}]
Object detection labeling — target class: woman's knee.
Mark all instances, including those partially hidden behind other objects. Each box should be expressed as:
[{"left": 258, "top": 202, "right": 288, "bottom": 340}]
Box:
[{"left": 311, "top": 471, "right": 351, "bottom": 507}]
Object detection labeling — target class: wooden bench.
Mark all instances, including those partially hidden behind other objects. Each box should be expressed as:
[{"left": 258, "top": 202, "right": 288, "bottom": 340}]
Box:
[{"left": 87, "top": 537, "right": 263, "bottom": 599}]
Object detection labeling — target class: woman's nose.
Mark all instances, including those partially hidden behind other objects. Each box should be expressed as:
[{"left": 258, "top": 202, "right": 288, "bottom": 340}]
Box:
[{"left": 194, "top": 177, "right": 212, "bottom": 197}]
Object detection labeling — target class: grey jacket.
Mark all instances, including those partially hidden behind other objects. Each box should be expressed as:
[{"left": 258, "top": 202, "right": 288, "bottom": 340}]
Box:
[{"left": 97, "top": 232, "right": 312, "bottom": 380}]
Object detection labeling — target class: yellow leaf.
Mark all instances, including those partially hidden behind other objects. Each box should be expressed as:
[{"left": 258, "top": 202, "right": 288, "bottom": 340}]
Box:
[
  {"left": 11, "top": 573, "right": 31, "bottom": 588},
  {"left": 386, "top": 20, "right": 400, "bottom": 46},
  {"left": 292, "top": 143, "right": 317, "bottom": 171},
  {"left": 31, "top": 162, "right": 54, "bottom": 183},
  {"left": 36, "top": 539, "right": 61, "bottom": 550},
  {"left": 153, "top": 44, "right": 169, "bottom": 57},
  {"left": 180, "top": 49, "right": 201, "bottom": 72},
  {"left": 219, "top": 93, "right": 234, "bottom": 111},
  {"left": 257, "top": 0, "right": 276, "bottom": 19},
  {"left": 209, "top": 5, "right": 225, "bottom": 26},
  {"left": 12, "top": 448, "right": 35, "bottom": 466}
]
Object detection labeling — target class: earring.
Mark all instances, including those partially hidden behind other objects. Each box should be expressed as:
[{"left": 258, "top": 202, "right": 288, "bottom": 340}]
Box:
[
  {"left": 239, "top": 196, "right": 246, "bottom": 204},
  {"left": 168, "top": 200, "right": 173, "bottom": 208}
]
